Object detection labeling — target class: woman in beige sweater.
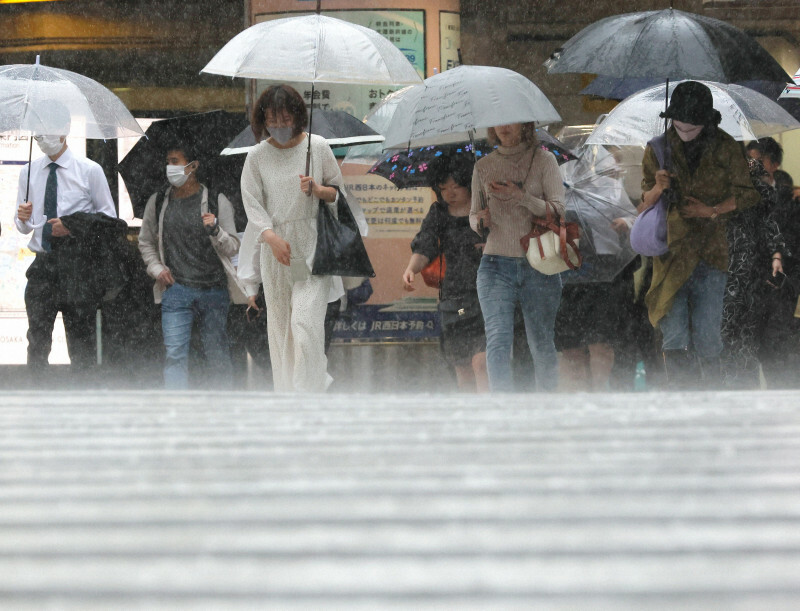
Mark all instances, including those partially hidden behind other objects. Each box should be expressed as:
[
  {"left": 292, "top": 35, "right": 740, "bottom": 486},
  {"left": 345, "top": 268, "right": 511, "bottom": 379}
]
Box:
[{"left": 470, "top": 122, "right": 565, "bottom": 392}]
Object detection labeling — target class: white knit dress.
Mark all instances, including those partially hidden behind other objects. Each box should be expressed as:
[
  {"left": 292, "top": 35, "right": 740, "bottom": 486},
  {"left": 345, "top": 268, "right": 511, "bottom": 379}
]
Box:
[{"left": 240, "top": 134, "right": 342, "bottom": 392}]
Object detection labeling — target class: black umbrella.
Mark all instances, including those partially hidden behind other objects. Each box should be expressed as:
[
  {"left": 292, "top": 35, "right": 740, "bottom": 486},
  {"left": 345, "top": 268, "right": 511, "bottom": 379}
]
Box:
[
  {"left": 369, "top": 131, "right": 576, "bottom": 190},
  {"left": 221, "top": 108, "right": 384, "bottom": 155},
  {"left": 546, "top": 6, "right": 792, "bottom": 133},
  {"left": 118, "top": 110, "right": 248, "bottom": 219},
  {"left": 546, "top": 8, "right": 791, "bottom": 83}
]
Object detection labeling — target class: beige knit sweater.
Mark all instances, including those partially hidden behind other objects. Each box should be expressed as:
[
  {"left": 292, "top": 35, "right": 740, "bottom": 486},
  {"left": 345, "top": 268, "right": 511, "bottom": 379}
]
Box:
[{"left": 470, "top": 143, "right": 566, "bottom": 258}]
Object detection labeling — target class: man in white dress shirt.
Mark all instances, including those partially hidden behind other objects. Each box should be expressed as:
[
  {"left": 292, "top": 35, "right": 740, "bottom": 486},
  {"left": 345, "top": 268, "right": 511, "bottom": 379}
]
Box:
[{"left": 14, "top": 101, "right": 117, "bottom": 375}]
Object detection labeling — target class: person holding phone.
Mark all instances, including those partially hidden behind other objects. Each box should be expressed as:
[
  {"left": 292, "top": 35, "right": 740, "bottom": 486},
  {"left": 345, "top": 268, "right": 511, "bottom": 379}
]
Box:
[
  {"left": 718, "top": 155, "right": 787, "bottom": 389},
  {"left": 470, "top": 122, "right": 565, "bottom": 392}
]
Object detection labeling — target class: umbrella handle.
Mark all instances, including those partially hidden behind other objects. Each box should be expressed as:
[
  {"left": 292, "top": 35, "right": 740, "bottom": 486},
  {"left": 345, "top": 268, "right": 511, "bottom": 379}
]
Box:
[
  {"left": 24, "top": 135, "right": 33, "bottom": 203},
  {"left": 663, "top": 77, "right": 671, "bottom": 173},
  {"left": 306, "top": 83, "right": 314, "bottom": 176}
]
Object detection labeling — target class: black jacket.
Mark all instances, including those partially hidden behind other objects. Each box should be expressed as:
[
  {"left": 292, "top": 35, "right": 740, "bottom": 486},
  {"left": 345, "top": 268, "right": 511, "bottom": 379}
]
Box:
[{"left": 56, "top": 212, "right": 131, "bottom": 305}]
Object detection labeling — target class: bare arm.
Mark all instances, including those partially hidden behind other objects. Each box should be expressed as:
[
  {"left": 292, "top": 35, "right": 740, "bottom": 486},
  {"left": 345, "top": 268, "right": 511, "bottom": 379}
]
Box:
[{"left": 402, "top": 253, "right": 431, "bottom": 291}]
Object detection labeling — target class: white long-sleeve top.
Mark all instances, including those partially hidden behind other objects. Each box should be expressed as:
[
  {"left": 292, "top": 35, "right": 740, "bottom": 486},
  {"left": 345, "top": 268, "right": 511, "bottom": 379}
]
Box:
[
  {"left": 14, "top": 147, "right": 116, "bottom": 253},
  {"left": 238, "top": 133, "right": 343, "bottom": 298}
]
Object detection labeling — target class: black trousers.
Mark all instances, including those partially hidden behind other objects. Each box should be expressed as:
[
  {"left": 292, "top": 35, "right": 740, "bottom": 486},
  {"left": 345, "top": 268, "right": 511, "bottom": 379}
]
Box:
[{"left": 24, "top": 253, "right": 97, "bottom": 371}]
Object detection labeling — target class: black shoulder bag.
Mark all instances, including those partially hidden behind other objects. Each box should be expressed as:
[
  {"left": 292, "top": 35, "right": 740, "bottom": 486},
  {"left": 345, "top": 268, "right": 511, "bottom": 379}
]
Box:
[{"left": 312, "top": 188, "right": 375, "bottom": 278}]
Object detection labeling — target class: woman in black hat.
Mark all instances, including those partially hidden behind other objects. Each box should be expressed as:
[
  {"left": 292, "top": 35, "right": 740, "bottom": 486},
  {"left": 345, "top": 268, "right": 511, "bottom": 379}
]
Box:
[{"left": 638, "top": 81, "right": 760, "bottom": 388}]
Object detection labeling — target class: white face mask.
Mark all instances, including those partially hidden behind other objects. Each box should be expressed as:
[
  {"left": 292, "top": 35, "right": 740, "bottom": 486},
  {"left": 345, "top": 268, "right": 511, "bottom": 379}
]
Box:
[
  {"left": 166, "top": 163, "right": 194, "bottom": 187},
  {"left": 268, "top": 127, "right": 294, "bottom": 145},
  {"left": 673, "top": 120, "right": 704, "bottom": 142},
  {"left": 34, "top": 135, "right": 65, "bottom": 157}
]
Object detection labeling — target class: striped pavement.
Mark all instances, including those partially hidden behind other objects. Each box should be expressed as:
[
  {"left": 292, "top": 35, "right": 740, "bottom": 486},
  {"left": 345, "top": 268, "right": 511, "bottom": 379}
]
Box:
[{"left": 1, "top": 390, "right": 799, "bottom": 608}]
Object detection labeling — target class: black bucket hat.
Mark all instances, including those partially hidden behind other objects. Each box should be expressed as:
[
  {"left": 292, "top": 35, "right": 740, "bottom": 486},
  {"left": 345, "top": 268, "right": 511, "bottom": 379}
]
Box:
[{"left": 660, "top": 81, "right": 720, "bottom": 125}]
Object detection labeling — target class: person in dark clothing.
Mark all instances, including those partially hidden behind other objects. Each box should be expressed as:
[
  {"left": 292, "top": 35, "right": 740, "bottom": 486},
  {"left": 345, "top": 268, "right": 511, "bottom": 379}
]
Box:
[
  {"left": 138, "top": 141, "right": 244, "bottom": 389},
  {"left": 402, "top": 155, "right": 487, "bottom": 392},
  {"left": 720, "top": 156, "right": 787, "bottom": 389},
  {"left": 14, "top": 100, "right": 117, "bottom": 379},
  {"left": 759, "top": 169, "right": 800, "bottom": 388}
]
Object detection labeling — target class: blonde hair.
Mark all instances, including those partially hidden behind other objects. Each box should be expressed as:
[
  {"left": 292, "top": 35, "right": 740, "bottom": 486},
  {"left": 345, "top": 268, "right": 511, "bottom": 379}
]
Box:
[{"left": 487, "top": 122, "right": 539, "bottom": 147}]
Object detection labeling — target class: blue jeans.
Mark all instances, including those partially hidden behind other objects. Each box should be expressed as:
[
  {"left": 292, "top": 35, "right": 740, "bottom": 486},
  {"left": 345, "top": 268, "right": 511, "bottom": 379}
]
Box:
[
  {"left": 161, "top": 282, "right": 232, "bottom": 390},
  {"left": 477, "top": 255, "right": 562, "bottom": 392},
  {"left": 659, "top": 261, "right": 727, "bottom": 359}
]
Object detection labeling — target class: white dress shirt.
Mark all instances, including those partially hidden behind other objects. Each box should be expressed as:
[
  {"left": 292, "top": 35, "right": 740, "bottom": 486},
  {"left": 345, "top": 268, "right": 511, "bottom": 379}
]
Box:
[{"left": 14, "top": 147, "right": 117, "bottom": 254}]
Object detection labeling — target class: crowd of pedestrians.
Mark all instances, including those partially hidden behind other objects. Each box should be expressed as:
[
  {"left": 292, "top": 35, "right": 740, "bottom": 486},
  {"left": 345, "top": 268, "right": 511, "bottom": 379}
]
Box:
[{"left": 11, "top": 82, "right": 800, "bottom": 393}]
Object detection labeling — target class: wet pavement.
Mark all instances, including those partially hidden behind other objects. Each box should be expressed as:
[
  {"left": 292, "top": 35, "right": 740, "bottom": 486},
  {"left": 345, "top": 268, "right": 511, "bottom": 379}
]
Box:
[{"left": 1, "top": 390, "right": 799, "bottom": 608}]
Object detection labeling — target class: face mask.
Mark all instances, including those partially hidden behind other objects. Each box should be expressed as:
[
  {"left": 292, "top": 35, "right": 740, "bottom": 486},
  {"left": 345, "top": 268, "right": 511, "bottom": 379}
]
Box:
[
  {"left": 673, "top": 120, "right": 704, "bottom": 142},
  {"left": 269, "top": 127, "right": 294, "bottom": 145},
  {"left": 35, "top": 135, "right": 64, "bottom": 157},
  {"left": 166, "top": 163, "right": 194, "bottom": 187}
]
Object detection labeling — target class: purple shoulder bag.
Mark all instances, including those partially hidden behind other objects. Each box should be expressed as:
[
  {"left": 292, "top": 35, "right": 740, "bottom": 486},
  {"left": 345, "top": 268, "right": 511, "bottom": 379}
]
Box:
[{"left": 630, "top": 134, "right": 670, "bottom": 256}]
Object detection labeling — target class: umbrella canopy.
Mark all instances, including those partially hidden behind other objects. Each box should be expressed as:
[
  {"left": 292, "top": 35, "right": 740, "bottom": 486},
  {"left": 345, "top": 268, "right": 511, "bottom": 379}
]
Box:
[
  {"left": 374, "top": 65, "right": 562, "bottom": 149},
  {"left": 780, "top": 68, "right": 800, "bottom": 99},
  {"left": 0, "top": 60, "right": 143, "bottom": 139},
  {"left": 545, "top": 8, "right": 791, "bottom": 83},
  {"left": 201, "top": 14, "right": 421, "bottom": 86},
  {"left": 560, "top": 145, "right": 639, "bottom": 283},
  {"left": 586, "top": 81, "right": 800, "bottom": 147},
  {"left": 118, "top": 111, "right": 248, "bottom": 219},
  {"left": 368, "top": 130, "right": 576, "bottom": 189},
  {"left": 221, "top": 109, "right": 384, "bottom": 155}
]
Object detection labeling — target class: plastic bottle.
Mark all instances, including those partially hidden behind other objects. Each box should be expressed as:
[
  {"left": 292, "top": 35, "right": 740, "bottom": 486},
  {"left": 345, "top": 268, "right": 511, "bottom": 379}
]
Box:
[{"left": 634, "top": 360, "right": 646, "bottom": 392}]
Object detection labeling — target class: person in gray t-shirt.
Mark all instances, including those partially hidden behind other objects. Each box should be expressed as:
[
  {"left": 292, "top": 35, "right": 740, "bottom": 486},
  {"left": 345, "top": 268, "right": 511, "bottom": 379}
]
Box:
[{"left": 138, "top": 141, "right": 240, "bottom": 389}]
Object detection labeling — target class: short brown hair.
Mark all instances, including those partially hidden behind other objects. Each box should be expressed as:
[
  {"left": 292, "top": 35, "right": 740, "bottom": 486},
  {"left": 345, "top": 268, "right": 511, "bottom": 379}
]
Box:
[
  {"left": 487, "top": 122, "right": 539, "bottom": 148},
  {"left": 251, "top": 84, "right": 308, "bottom": 142}
]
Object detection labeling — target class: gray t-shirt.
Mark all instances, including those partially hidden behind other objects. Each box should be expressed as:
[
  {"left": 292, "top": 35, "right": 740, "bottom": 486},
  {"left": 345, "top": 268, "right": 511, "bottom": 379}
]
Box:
[{"left": 162, "top": 191, "right": 226, "bottom": 289}]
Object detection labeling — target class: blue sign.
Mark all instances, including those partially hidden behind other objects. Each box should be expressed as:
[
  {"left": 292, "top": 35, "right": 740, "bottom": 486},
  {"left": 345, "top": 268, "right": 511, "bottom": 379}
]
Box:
[{"left": 332, "top": 304, "right": 440, "bottom": 342}]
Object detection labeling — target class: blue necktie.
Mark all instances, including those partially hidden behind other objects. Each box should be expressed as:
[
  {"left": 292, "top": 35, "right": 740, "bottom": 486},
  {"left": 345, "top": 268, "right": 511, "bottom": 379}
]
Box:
[{"left": 41, "top": 162, "right": 58, "bottom": 253}]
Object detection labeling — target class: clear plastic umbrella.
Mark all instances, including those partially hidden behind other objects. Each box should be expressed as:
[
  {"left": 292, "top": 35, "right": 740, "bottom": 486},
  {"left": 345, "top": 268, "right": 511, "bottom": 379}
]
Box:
[
  {"left": 201, "top": 14, "right": 421, "bottom": 86},
  {"left": 0, "top": 59, "right": 143, "bottom": 139},
  {"left": 374, "top": 66, "right": 562, "bottom": 149},
  {"left": 201, "top": 13, "right": 421, "bottom": 175},
  {"left": 779, "top": 68, "right": 800, "bottom": 99},
  {"left": 560, "top": 145, "right": 639, "bottom": 283},
  {"left": 587, "top": 81, "right": 800, "bottom": 147}
]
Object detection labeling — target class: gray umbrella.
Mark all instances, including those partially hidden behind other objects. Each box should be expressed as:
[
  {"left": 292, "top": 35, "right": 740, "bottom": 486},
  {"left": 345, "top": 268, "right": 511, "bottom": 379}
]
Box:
[{"left": 545, "top": 7, "right": 791, "bottom": 83}]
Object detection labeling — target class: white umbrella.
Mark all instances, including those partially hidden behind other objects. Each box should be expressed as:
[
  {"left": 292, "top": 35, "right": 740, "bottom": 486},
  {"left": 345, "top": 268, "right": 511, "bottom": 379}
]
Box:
[
  {"left": 0, "top": 59, "right": 143, "bottom": 139},
  {"left": 201, "top": 14, "right": 421, "bottom": 86},
  {"left": 375, "top": 66, "right": 562, "bottom": 149},
  {"left": 0, "top": 57, "right": 144, "bottom": 201},
  {"left": 779, "top": 68, "right": 800, "bottom": 99},
  {"left": 201, "top": 14, "right": 421, "bottom": 174},
  {"left": 587, "top": 80, "right": 800, "bottom": 147}
]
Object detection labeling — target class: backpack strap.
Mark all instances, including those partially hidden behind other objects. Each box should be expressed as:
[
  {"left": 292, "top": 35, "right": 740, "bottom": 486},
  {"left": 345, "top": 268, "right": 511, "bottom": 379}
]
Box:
[{"left": 155, "top": 186, "right": 170, "bottom": 225}]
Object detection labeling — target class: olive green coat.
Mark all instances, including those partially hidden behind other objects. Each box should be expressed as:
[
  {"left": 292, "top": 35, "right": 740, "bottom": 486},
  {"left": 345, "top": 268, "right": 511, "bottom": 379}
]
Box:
[{"left": 641, "top": 127, "right": 759, "bottom": 326}]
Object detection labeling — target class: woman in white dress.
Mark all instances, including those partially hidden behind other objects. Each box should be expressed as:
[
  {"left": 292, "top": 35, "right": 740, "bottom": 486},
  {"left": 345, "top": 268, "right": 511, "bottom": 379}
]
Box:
[{"left": 240, "top": 84, "right": 342, "bottom": 391}]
